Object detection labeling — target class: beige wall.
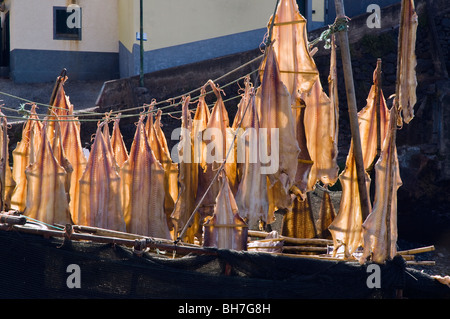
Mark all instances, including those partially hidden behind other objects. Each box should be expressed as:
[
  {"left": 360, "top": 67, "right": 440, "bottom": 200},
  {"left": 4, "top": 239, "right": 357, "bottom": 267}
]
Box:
[
  {"left": 119, "top": 0, "right": 275, "bottom": 53},
  {"left": 9, "top": 0, "right": 118, "bottom": 53}
]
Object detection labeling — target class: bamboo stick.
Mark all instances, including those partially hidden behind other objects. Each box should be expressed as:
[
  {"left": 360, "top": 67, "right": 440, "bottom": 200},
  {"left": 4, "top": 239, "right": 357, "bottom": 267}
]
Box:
[
  {"left": 334, "top": 0, "right": 372, "bottom": 221},
  {"left": 406, "top": 261, "right": 435, "bottom": 266},
  {"left": 397, "top": 245, "right": 435, "bottom": 255},
  {"left": 248, "top": 230, "right": 333, "bottom": 246},
  {"left": 282, "top": 246, "right": 328, "bottom": 253}
]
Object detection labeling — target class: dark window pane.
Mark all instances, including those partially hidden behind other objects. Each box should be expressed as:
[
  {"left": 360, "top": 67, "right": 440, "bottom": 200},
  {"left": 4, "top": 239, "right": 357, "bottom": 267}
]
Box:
[{"left": 53, "top": 6, "right": 81, "bottom": 40}]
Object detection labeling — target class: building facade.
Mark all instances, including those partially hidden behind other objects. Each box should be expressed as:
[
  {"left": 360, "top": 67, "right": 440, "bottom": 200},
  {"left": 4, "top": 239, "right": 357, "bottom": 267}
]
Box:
[{"left": 0, "top": 0, "right": 400, "bottom": 83}]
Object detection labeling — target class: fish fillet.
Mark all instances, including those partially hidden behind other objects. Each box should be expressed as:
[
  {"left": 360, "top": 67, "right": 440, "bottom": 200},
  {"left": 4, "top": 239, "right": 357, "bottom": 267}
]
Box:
[
  {"left": 152, "top": 109, "right": 179, "bottom": 230},
  {"left": 329, "top": 68, "right": 390, "bottom": 258},
  {"left": 171, "top": 96, "right": 200, "bottom": 242},
  {"left": 24, "top": 123, "right": 73, "bottom": 226},
  {"left": 0, "top": 112, "right": 15, "bottom": 211},
  {"left": 397, "top": 0, "right": 418, "bottom": 124},
  {"left": 122, "top": 116, "right": 170, "bottom": 239},
  {"left": 301, "top": 35, "right": 339, "bottom": 190},
  {"left": 266, "top": 0, "right": 319, "bottom": 102},
  {"left": 281, "top": 192, "right": 317, "bottom": 239},
  {"left": 77, "top": 122, "right": 126, "bottom": 232},
  {"left": 360, "top": 111, "right": 402, "bottom": 264},
  {"left": 234, "top": 88, "right": 269, "bottom": 229},
  {"left": 195, "top": 80, "right": 237, "bottom": 215},
  {"left": 203, "top": 173, "right": 248, "bottom": 251},
  {"left": 255, "top": 46, "right": 299, "bottom": 218},
  {"left": 62, "top": 112, "right": 87, "bottom": 224},
  {"left": 10, "top": 105, "right": 43, "bottom": 211}
]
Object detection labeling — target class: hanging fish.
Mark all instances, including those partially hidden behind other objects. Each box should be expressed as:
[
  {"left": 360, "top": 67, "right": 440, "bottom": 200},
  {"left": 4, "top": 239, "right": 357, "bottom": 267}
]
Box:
[
  {"left": 234, "top": 88, "right": 269, "bottom": 229},
  {"left": 110, "top": 116, "right": 129, "bottom": 168},
  {"left": 0, "top": 110, "right": 15, "bottom": 211},
  {"left": 397, "top": 0, "right": 418, "bottom": 124},
  {"left": 329, "top": 66, "right": 390, "bottom": 258},
  {"left": 10, "top": 105, "right": 43, "bottom": 212},
  {"left": 316, "top": 189, "right": 337, "bottom": 240},
  {"left": 301, "top": 34, "right": 339, "bottom": 191},
  {"left": 360, "top": 111, "right": 402, "bottom": 264},
  {"left": 171, "top": 96, "right": 200, "bottom": 243},
  {"left": 77, "top": 122, "right": 126, "bottom": 232},
  {"left": 203, "top": 172, "right": 248, "bottom": 251},
  {"left": 256, "top": 46, "right": 300, "bottom": 221},
  {"left": 265, "top": 0, "right": 319, "bottom": 103},
  {"left": 24, "top": 122, "right": 73, "bottom": 226},
  {"left": 122, "top": 116, "right": 170, "bottom": 239}
]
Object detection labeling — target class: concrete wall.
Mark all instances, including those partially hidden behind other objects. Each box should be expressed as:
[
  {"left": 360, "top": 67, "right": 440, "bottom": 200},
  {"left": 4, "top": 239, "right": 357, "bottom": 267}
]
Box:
[
  {"left": 8, "top": 0, "right": 119, "bottom": 83},
  {"left": 118, "top": 0, "right": 275, "bottom": 78}
]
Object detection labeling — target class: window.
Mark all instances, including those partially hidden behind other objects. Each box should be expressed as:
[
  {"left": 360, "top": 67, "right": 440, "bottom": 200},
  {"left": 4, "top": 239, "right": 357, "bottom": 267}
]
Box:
[{"left": 53, "top": 6, "right": 82, "bottom": 40}]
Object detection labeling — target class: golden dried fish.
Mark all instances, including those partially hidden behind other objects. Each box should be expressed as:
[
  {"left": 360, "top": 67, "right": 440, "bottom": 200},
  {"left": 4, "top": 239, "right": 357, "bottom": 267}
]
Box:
[
  {"left": 10, "top": 105, "right": 43, "bottom": 211},
  {"left": 62, "top": 113, "right": 87, "bottom": 223},
  {"left": 360, "top": 111, "right": 402, "bottom": 264},
  {"left": 256, "top": 46, "right": 299, "bottom": 218},
  {"left": 122, "top": 116, "right": 170, "bottom": 239},
  {"left": 329, "top": 68, "right": 390, "bottom": 258},
  {"left": 110, "top": 116, "right": 129, "bottom": 168},
  {"left": 281, "top": 192, "right": 317, "bottom": 239},
  {"left": 0, "top": 111, "right": 15, "bottom": 210},
  {"left": 397, "top": 0, "right": 418, "bottom": 124},
  {"left": 266, "top": 0, "right": 319, "bottom": 102},
  {"left": 24, "top": 123, "right": 73, "bottom": 226},
  {"left": 203, "top": 173, "right": 248, "bottom": 251},
  {"left": 196, "top": 80, "right": 237, "bottom": 215},
  {"left": 302, "top": 35, "right": 339, "bottom": 190},
  {"left": 171, "top": 96, "right": 199, "bottom": 242},
  {"left": 77, "top": 123, "right": 126, "bottom": 232},
  {"left": 234, "top": 89, "right": 269, "bottom": 229}
]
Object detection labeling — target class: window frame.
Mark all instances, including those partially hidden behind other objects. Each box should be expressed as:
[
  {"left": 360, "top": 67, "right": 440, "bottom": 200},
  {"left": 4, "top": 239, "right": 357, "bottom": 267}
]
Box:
[{"left": 53, "top": 6, "right": 82, "bottom": 41}]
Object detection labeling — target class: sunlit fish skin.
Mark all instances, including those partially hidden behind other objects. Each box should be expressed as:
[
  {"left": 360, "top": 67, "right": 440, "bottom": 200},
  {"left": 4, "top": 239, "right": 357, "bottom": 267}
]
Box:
[
  {"left": 256, "top": 46, "right": 300, "bottom": 221},
  {"left": 301, "top": 34, "right": 339, "bottom": 191},
  {"left": 266, "top": 0, "right": 319, "bottom": 103},
  {"left": 398, "top": 0, "right": 418, "bottom": 124},
  {"left": 316, "top": 190, "right": 337, "bottom": 240},
  {"left": 361, "top": 112, "right": 402, "bottom": 264},
  {"left": 171, "top": 96, "right": 199, "bottom": 243},
  {"left": 149, "top": 109, "right": 179, "bottom": 232},
  {"left": 329, "top": 69, "right": 390, "bottom": 258},
  {"left": 203, "top": 173, "right": 248, "bottom": 251},
  {"left": 234, "top": 88, "right": 269, "bottom": 229},
  {"left": 77, "top": 122, "right": 126, "bottom": 232},
  {"left": 122, "top": 116, "right": 170, "bottom": 239},
  {"left": 10, "top": 105, "right": 42, "bottom": 212},
  {"left": 110, "top": 116, "right": 129, "bottom": 168},
  {"left": 0, "top": 111, "right": 15, "bottom": 210},
  {"left": 24, "top": 122, "right": 73, "bottom": 226}
]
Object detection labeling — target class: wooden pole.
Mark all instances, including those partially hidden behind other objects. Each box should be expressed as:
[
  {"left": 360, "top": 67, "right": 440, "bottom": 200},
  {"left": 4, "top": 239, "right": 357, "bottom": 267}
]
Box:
[
  {"left": 333, "top": 0, "right": 371, "bottom": 221},
  {"left": 139, "top": 0, "right": 144, "bottom": 87},
  {"left": 375, "top": 58, "right": 382, "bottom": 158}
]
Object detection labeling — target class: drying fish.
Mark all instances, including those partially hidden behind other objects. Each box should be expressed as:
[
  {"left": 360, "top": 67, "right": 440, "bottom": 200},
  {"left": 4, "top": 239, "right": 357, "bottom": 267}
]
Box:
[
  {"left": 203, "top": 173, "right": 248, "bottom": 251},
  {"left": 122, "top": 116, "right": 170, "bottom": 239},
  {"left": 10, "top": 105, "right": 43, "bottom": 211},
  {"left": 0, "top": 111, "right": 15, "bottom": 210},
  {"left": 281, "top": 192, "right": 317, "bottom": 239},
  {"left": 290, "top": 97, "right": 313, "bottom": 200},
  {"left": 329, "top": 67, "right": 390, "bottom": 258},
  {"left": 47, "top": 75, "right": 71, "bottom": 142},
  {"left": 265, "top": 0, "right": 319, "bottom": 103},
  {"left": 360, "top": 111, "right": 402, "bottom": 264},
  {"left": 234, "top": 88, "right": 269, "bottom": 229},
  {"left": 171, "top": 96, "right": 200, "bottom": 243},
  {"left": 316, "top": 190, "right": 337, "bottom": 240},
  {"left": 302, "top": 35, "right": 339, "bottom": 190},
  {"left": 24, "top": 122, "right": 73, "bottom": 226},
  {"left": 110, "top": 116, "right": 129, "bottom": 168},
  {"left": 256, "top": 46, "right": 299, "bottom": 215},
  {"left": 151, "top": 109, "right": 179, "bottom": 230},
  {"left": 77, "top": 122, "right": 126, "bottom": 232},
  {"left": 397, "top": 0, "right": 418, "bottom": 124},
  {"left": 196, "top": 80, "right": 237, "bottom": 215},
  {"left": 62, "top": 112, "right": 87, "bottom": 223}
]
